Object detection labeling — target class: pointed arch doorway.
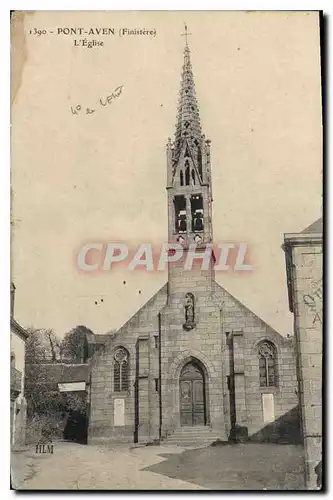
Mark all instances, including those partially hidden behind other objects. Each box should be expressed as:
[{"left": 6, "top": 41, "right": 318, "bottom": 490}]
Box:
[{"left": 179, "top": 360, "right": 206, "bottom": 426}]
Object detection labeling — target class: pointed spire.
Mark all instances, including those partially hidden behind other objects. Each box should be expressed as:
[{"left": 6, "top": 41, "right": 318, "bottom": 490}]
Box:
[{"left": 174, "top": 28, "right": 202, "bottom": 161}]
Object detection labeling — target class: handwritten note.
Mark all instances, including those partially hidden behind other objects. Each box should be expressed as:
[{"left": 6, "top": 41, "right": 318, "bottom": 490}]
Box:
[
  {"left": 303, "top": 278, "right": 322, "bottom": 326},
  {"left": 70, "top": 85, "right": 124, "bottom": 116}
]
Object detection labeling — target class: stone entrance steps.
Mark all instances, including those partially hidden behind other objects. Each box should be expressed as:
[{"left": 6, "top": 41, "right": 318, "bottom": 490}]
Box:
[{"left": 164, "top": 426, "right": 219, "bottom": 447}]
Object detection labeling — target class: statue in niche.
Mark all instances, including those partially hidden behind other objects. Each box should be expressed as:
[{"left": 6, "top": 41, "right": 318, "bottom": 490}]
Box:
[{"left": 183, "top": 292, "right": 196, "bottom": 331}]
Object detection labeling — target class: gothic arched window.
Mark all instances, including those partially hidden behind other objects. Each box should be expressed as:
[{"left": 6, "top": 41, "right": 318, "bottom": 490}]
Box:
[
  {"left": 113, "top": 347, "right": 129, "bottom": 392},
  {"left": 180, "top": 170, "right": 184, "bottom": 186},
  {"left": 185, "top": 161, "right": 190, "bottom": 185},
  {"left": 258, "top": 341, "right": 277, "bottom": 387},
  {"left": 191, "top": 169, "right": 196, "bottom": 185},
  {"left": 197, "top": 148, "right": 202, "bottom": 178}
]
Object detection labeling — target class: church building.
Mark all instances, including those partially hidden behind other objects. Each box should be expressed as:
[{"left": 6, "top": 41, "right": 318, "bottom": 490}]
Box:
[{"left": 88, "top": 38, "right": 299, "bottom": 446}]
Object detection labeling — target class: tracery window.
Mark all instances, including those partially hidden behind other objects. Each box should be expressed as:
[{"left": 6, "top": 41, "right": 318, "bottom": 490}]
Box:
[
  {"left": 258, "top": 341, "right": 277, "bottom": 387},
  {"left": 113, "top": 347, "right": 129, "bottom": 392}
]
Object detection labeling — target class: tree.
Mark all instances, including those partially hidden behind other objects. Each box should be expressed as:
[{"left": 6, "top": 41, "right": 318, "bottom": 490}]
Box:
[
  {"left": 61, "top": 325, "right": 93, "bottom": 363},
  {"left": 45, "top": 329, "right": 61, "bottom": 362},
  {"left": 25, "top": 328, "right": 86, "bottom": 419},
  {"left": 25, "top": 328, "right": 61, "bottom": 417},
  {"left": 25, "top": 327, "right": 61, "bottom": 364}
]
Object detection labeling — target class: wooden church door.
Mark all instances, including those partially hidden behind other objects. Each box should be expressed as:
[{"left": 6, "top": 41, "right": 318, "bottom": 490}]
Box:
[{"left": 179, "top": 361, "right": 206, "bottom": 426}]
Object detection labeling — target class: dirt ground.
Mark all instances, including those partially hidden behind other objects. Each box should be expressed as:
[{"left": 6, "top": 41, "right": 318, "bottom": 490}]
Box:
[{"left": 11, "top": 441, "right": 306, "bottom": 491}]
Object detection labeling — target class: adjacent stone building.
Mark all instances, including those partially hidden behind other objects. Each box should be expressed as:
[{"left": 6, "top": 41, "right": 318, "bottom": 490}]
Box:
[
  {"left": 284, "top": 218, "right": 323, "bottom": 489},
  {"left": 88, "top": 40, "right": 299, "bottom": 446},
  {"left": 10, "top": 282, "right": 29, "bottom": 448}
]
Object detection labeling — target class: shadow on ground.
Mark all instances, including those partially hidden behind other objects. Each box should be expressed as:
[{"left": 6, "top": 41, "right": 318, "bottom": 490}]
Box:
[
  {"left": 143, "top": 443, "right": 305, "bottom": 490},
  {"left": 249, "top": 406, "right": 302, "bottom": 444}
]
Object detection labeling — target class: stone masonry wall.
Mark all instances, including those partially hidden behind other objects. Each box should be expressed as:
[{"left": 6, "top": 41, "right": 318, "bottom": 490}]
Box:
[
  {"left": 88, "top": 284, "right": 167, "bottom": 444},
  {"left": 88, "top": 271, "right": 299, "bottom": 446},
  {"left": 159, "top": 255, "right": 228, "bottom": 440},
  {"left": 214, "top": 282, "right": 298, "bottom": 438},
  {"left": 291, "top": 243, "right": 322, "bottom": 489}
]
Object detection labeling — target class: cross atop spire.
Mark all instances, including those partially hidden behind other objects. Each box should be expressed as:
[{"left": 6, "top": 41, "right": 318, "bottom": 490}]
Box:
[{"left": 181, "top": 23, "right": 192, "bottom": 46}]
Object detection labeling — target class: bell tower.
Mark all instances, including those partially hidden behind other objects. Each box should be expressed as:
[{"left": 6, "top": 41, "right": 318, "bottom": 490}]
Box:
[
  {"left": 160, "top": 29, "right": 227, "bottom": 442},
  {"left": 166, "top": 29, "right": 213, "bottom": 249}
]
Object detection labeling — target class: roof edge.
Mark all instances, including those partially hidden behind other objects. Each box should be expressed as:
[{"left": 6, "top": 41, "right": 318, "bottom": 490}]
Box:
[{"left": 10, "top": 317, "right": 29, "bottom": 340}]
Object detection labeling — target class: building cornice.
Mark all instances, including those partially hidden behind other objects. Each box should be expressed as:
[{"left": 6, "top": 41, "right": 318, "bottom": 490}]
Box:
[
  {"left": 283, "top": 232, "right": 322, "bottom": 247},
  {"left": 282, "top": 231, "right": 322, "bottom": 314},
  {"left": 10, "top": 317, "right": 29, "bottom": 341}
]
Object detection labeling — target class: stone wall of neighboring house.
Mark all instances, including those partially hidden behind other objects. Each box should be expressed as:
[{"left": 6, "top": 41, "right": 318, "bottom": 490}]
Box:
[
  {"left": 11, "top": 329, "right": 25, "bottom": 380},
  {"left": 284, "top": 218, "right": 323, "bottom": 490},
  {"left": 11, "top": 316, "right": 28, "bottom": 448}
]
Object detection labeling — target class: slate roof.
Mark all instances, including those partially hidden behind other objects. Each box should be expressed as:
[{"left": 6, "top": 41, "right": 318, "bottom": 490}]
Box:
[
  {"left": 301, "top": 217, "right": 323, "bottom": 234},
  {"left": 37, "top": 363, "right": 89, "bottom": 385},
  {"left": 94, "top": 334, "right": 112, "bottom": 344}
]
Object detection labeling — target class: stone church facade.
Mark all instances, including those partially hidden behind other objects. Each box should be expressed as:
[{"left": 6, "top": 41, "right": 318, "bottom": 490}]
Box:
[{"left": 88, "top": 41, "right": 298, "bottom": 445}]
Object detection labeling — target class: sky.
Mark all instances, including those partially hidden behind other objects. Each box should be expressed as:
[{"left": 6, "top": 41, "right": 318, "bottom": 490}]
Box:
[{"left": 11, "top": 10, "right": 322, "bottom": 338}]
